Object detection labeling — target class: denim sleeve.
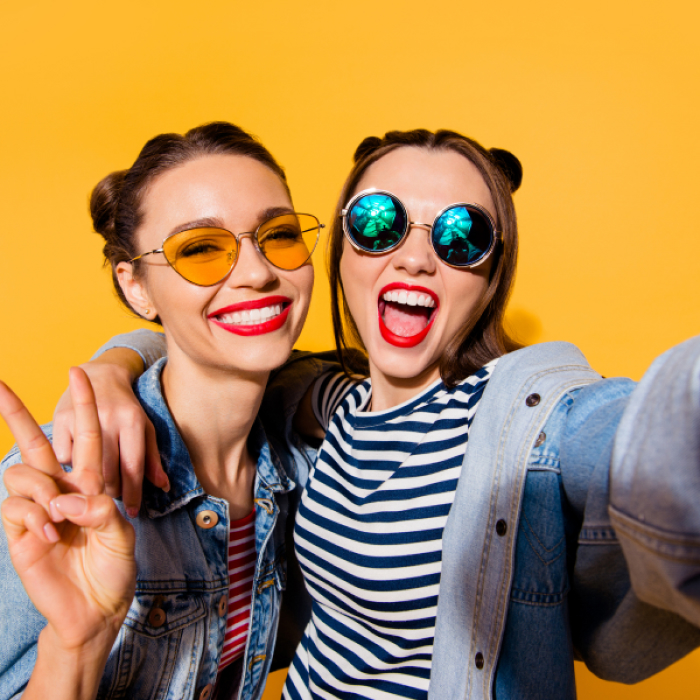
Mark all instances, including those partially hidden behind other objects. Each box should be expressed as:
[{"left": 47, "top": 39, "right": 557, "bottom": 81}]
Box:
[
  {"left": 91, "top": 328, "right": 167, "bottom": 369},
  {"left": 609, "top": 335, "right": 700, "bottom": 626},
  {"left": 560, "top": 349, "right": 700, "bottom": 682},
  {"left": 0, "top": 432, "right": 54, "bottom": 700}
]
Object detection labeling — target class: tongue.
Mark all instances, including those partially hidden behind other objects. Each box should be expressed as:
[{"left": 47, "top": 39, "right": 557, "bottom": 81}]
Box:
[{"left": 383, "top": 301, "right": 431, "bottom": 337}]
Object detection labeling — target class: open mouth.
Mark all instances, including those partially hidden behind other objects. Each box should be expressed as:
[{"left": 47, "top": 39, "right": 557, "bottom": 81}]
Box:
[
  {"left": 377, "top": 285, "right": 438, "bottom": 348},
  {"left": 209, "top": 296, "right": 292, "bottom": 337}
]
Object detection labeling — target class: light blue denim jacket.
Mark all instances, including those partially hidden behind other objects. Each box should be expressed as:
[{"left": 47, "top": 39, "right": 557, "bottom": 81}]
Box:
[
  {"left": 6, "top": 332, "right": 697, "bottom": 699},
  {"left": 0, "top": 349, "right": 330, "bottom": 700},
  {"left": 431, "top": 338, "right": 700, "bottom": 699}
]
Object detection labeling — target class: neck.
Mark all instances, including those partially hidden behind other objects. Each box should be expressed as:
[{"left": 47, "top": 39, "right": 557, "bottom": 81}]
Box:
[
  {"left": 367, "top": 360, "right": 441, "bottom": 412},
  {"left": 161, "top": 348, "right": 268, "bottom": 519}
]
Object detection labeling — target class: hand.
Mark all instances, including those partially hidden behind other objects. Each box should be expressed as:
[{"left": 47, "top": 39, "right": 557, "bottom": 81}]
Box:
[
  {"left": 1, "top": 368, "right": 136, "bottom": 652},
  {"left": 53, "top": 353, "right": 168, "bottom": 517}
]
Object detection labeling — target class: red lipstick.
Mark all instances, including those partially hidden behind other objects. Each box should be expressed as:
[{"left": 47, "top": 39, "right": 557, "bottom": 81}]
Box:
[
  {"left": 208, "top": 295, "right": 292, "bottom": 337},
  {"left": 377, "top": 283, "right": 439, "bottom": 348}
]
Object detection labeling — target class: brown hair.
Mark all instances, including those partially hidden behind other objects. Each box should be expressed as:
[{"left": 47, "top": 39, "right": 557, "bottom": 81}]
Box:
[
  {"left": 328, "top": 128, "right": 523, "bottom": 387},
  {"left": 90, "top": 121, "right": 289, "bottom": 320}
]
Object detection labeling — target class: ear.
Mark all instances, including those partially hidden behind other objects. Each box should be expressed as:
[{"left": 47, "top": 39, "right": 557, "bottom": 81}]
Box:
[{"left": 116, "top": 262, "right": 157, "bottom": 320}]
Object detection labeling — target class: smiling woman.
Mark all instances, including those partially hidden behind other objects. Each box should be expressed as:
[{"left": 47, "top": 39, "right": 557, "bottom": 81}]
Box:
[{"left": 0, "top": 122, "right": 326, "bottom": 700}]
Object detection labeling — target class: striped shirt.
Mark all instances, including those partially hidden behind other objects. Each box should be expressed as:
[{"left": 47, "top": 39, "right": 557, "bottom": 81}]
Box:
[
  {"left": 218, "top": 511, "right": 256, "bottom": 671},
  {"left": 284, "top": 361, "right": 497, "bottom": 700}
]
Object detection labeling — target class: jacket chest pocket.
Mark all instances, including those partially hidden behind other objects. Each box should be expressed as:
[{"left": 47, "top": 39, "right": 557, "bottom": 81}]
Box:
[
  {"left": 510, "top": 469, "right": 569, "bottom": 606},
  {"left": 97, "top": 591, "right": 208, "bottom": 700}
]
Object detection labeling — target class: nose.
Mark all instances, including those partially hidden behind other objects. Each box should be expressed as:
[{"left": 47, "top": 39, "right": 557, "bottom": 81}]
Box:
[
  {"left": 391, "top": 224, "right": 437, "bottom": 276},
  {"left": 226, "top": 234, "right": 277, "bottom": 288}
]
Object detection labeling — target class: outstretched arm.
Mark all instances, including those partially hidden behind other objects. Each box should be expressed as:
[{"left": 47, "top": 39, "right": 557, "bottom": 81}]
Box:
[
  {"left": 1, "top": 369, "right": 136, "bottom": 700},
  {"left": 609, "top": 335, "right": 700, "bottom": 625}
]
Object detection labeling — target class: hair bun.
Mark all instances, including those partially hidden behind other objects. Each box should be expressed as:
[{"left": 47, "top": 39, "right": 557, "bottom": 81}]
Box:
[
  {"left": 489, "top": 148, "right": 523, "bottom": 192},
  {"left": 353, "top": 136, "right": 383, "bottom": 163},
  {"left": 90, "top": 170, "right": 128, "bottom": 242}
]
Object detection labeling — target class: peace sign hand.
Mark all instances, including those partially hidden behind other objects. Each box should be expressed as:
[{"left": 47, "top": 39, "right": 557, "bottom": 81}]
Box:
[{"left": 1, "top": 368, "right": 136, "bottom": 653}]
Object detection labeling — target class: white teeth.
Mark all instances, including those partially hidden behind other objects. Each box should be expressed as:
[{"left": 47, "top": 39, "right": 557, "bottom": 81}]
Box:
[
  {"left": 382, "top": 290, "right": 436, "bottom": 308},
  {"left": 216, "top": 304, "right": 285, "bottom": 326}
]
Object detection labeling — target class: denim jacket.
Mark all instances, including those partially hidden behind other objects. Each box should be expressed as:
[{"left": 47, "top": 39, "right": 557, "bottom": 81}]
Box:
[
  {"left": 11, "top": 332, "right": 698, "bottom": 699},
  {"left": 0, "top": 353, "right": 331, "bottom": 700},
  {"left": 431, "top": 339, "right": 700, "bottom": 699}
]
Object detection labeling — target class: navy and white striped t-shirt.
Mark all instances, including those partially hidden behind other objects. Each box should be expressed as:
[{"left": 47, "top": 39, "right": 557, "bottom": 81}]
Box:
[{"left": 284, "top": 360, "right": 497, "bottom": 700}]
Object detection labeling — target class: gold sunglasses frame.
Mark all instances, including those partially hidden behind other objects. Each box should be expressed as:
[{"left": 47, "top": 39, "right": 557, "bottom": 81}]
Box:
[{"left": 128, "top": 213, "right": 325, "bottom": 286}]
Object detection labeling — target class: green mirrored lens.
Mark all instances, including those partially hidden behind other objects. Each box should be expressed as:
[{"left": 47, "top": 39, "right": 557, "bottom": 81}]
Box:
[
  {"left": 348, "top": 194, "right": 407, "bottom": 251},
  {"left": 431, "top": 206, "right": 493, "bottom": 266}
]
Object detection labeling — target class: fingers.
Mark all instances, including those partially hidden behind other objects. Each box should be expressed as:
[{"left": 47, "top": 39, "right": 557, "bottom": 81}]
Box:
[
  {"left": 101, "top": 431, "right": 122, "bottom": 500},
  {"left": 144, "top": 421, "right": 169, "bottom": 492},
  {"left": 4, "top": 462, "right": 63, "bottom": 513},
  {"left": 52, "top": 493, "right": 135, "bottom": 554},
  {"left": 115, "top": 414, "right": 167, "bottom": 518},
  {"left": 68, "top": 368, "right": 103, "bottom": 495},
  {"left": 2, "top": 494, "right": 60, "bottom": 544},
  {"left": 52, "top": 387, "right": 75, "bottom": 465},
  {"left": 0, "top": 381, "right": 63, "bottom": 479}
]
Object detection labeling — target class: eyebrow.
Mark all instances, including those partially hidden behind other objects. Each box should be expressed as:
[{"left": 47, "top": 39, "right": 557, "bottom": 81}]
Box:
[{"left": 166, "top": 207, "right": 295, "bottom": 237}]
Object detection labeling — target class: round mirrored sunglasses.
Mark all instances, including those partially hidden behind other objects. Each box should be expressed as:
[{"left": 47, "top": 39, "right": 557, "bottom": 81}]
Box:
[{"left": 341, "top": 189, "right": 499, "bottom": 268}]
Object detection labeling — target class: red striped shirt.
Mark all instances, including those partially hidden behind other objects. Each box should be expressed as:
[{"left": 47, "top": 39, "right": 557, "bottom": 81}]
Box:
[{"left": 218, "top": 510, "right": 256, "bottom": 670}]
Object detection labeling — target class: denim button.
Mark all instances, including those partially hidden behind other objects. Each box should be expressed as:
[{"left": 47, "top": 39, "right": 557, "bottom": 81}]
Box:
[
  {"left": 199, "top": 684, "right": 213, "bottom": 700},
  {"left": 525, "top": 393, "right": 541, "bottom": 407},
  {"left": 475, "top": 652, "right": 484, "bottom": 669},
  {"left": 218, "top": 595, "right": 228, "bottom": 617},
  {"left": 496, "top": 519, "right": 507, "bottom": 536},
  {"left": 534, "top": 431, "right": 546, "bottom": 446},
  {"left": 196, "top": 510, "right": 219, "bottom": 529},
  {"left": 148, "top": 607, "right": 166, "bottom": 627}
]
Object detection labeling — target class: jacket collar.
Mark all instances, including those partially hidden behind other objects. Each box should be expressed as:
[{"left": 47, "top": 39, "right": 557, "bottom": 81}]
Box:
[{"left": 135, "top": 359, "right": 293, "bottom": 518}]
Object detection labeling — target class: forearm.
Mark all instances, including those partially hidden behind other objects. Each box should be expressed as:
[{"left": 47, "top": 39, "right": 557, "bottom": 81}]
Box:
[
  {"left": 609, "top": 335, "right": 700, "bottom": 626},
  {"left": 91, "top": 329, "right": 167, "bottom": 370},
  {"left": 23, "top": 625, "right": 117, "bottom": 700},
  {"left": 89, "top": 347, "right": 144, "bottom": 382}
]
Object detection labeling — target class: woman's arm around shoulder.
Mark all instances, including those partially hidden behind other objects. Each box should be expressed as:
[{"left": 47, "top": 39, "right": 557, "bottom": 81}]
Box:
[{"left": 52, "top": 329, "right": 169, "bottom": 516}]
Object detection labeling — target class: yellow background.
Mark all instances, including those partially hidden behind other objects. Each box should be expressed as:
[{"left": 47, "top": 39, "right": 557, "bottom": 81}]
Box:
[{"left": 1, "top": 0, "right": 699, "bottom": 697}]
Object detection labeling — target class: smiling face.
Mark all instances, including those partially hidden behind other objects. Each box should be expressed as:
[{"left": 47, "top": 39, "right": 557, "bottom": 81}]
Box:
[
  {"left": 339, "top": 146, "right": 495, "bottom": 404},
  {"left": 117, "top": 154, "right": 314, "bottom": 378}
]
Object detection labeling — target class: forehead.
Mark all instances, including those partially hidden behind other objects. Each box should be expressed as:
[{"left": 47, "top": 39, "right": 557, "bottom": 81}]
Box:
[
  {"left": 141, "top": 154, "right": 291, "bottom": 230},
  {"left": 354, "top": 147, "right": 495, "bottom": 219}
]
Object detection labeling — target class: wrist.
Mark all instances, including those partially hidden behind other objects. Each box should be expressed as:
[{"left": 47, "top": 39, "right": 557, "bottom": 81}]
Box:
[
  {"left": 27, "top": 624, "right": 118, "bottom": 700},
  {"left": 85, "top": 348, "right": 144, "bottom": 383}
]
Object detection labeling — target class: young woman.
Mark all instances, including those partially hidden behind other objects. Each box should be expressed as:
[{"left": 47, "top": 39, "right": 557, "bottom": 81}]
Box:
[
  {"left": 43, "top": 129, "right": 700, "bottom": 699},
  {"left": 0, "top": 122, "right": 328, "bottom": 700}
]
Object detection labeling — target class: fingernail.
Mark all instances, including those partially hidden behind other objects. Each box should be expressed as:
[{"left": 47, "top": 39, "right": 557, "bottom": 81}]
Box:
[
  {"left": 53, "top": 494, "right": 87, "bottom": 517},
  {"left": 161, "top": 478, "right": 170, "bottom": 493},
  {"left": 49, "top": 500, "right": 65, "bottom": 522},
  {"left": 43, "top": 523, "right": 60, "bottom": 543},
  {"left": 126, "top": 507, "right": 140, "bottom": 519}
]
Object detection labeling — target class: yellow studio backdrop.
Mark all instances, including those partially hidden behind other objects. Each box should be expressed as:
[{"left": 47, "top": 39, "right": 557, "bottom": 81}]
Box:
[{"left": 1, "top": 0, "right": 699, "bottom": 697}]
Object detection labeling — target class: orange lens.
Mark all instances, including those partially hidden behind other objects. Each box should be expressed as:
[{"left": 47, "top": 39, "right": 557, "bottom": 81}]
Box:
[
  {"left": 162, "top": 228, "right": 236, "bottom": 286},
  {"left": 257, "top": 214, "right": 320, "bottom": 270}
]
